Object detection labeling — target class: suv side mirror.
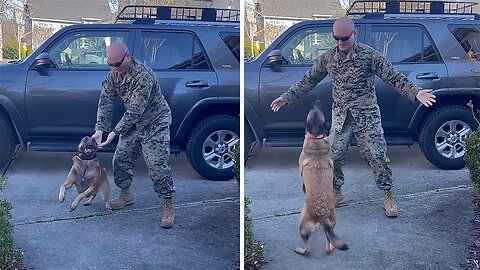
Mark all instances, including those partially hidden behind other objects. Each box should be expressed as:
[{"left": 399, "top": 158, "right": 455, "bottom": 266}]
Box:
[
  {"left": 33, "top": 53, "right": 52, "bottom": 69},
  {"left": 264, "top": 49, "right": 284, "bottom": 67}
]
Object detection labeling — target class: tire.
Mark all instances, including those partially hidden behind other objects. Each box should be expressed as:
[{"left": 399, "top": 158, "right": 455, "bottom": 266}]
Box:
[
  {"left": 419, "top": 105, "right": 478, "bottom": 170},
  {"left": 186, "top": 115, "right": 240, "bottom": 181},
  {"left": 0, "top": 114, "right": 17, "bottom": 170}
]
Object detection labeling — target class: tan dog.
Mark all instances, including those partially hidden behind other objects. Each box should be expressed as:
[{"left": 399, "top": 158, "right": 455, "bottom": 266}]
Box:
[
  {"left": 58, "top": 136, "right": 111, "bottom": 212},
  {"left": 294, "top": 100, "right": 348, "bottom": 256}
]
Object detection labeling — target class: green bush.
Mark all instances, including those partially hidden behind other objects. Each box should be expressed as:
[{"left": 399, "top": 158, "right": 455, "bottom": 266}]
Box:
[
  {"left": 0, "top": 176, "right": 23, "bottom": 269},
  {"left": 20, "top": 44, "right": 27, "bottom": 59},
  {"left": 2, "top": 45, "right": 18, "bottom": 60},
  {"left": 465, "top": 100, "right": 480, "bottom": 192},
  {"left": 233, "top": 145, "right": 240, "bottom": 186},
  {"left": 244, "top": 32, "right": 253, "bottom": 59},
  {"left": 244, "top": 196, "right": 264, "bottom": 269},
  {"left": 465, "top": 129, "right": 480, "bottom": 192}
]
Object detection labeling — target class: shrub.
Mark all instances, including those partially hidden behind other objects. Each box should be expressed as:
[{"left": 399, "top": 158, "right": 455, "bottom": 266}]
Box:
[
  {"left": 20, "top": 44, "right": 27, "bottom": 59},
  {"left": 465, "top": 100, "right": 480, "bottom": 192},
  {"left": 0, "top": 176, "right": 24, "bottom": 269},
  {"left": 244, "top": 196, "right": 265, "bottom": 269},
  {"left": 2, "top": 45, "right": 18, "bottom": 60},
  {"left": 233, "top": 145, "right": 240, "bottom": 187}
]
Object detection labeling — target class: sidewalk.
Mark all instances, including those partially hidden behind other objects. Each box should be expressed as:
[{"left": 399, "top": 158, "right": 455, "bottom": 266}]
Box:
[
  {"left": 2, "top": 151, "right": 240, "bottom": 270},
  {"left": 245, "top": 144, "right": 473, "bottom": 270}
]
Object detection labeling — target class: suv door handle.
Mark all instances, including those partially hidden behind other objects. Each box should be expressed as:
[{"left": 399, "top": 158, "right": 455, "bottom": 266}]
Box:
[
  {"left": 416, "top": 72, "right": 440, "bottom": 80},
  {"left": 185, "top": 80, "right": 210, "bottom": 88}
]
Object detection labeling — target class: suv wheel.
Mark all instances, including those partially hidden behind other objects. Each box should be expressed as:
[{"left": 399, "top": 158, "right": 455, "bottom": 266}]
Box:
[
  {"left": 0, "top": 114, "right": 17, "bottom": 169},
  {"left": 186, "top": 115, "right": 240, "bottom": 181},
  {"left": 419, "top": 105, "right": 478, "bottom": 169}
]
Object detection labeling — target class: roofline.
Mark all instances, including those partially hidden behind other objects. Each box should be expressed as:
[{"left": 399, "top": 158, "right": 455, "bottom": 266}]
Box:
[
  {"left": 263, "top": 15, "right": 311, "bottom": 21},
  {"left": 30, "top": 17, "right": 83, "bottom": 24}
]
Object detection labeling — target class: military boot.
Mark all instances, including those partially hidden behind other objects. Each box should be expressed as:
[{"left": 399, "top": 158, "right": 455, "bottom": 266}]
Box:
[
  {"left": 383, "top": 189, "right": 398, "bottom": 217},
  {"left": 334, "top": 188, "right": 345, "bottom": 206},
  {"left": 109, "top": 187, "right": 134, "bottom": 210},
  {"left": 161, "top": 198, "right": 175, "bottom": 229}
]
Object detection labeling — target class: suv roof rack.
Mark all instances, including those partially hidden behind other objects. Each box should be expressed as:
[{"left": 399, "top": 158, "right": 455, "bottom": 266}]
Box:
[
  {"left": 347, "top": 0, "right": 479, "bottom": 19},
  {"left": 115, "top": 5, "right": 240, "bottom": 24}
]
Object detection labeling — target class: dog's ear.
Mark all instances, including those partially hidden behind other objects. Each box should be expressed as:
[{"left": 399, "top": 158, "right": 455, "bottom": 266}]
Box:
[{"left": 313, "top": 100, "right": 322, "bottom": 110}]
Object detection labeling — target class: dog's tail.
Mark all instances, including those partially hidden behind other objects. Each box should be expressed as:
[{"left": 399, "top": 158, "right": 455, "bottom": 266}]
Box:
[
  {"left": 321, "top": 219, "right": 349, "bottom": 251},
  {"left": 313, "top": 100, "right": 322, "bottom": 110}
]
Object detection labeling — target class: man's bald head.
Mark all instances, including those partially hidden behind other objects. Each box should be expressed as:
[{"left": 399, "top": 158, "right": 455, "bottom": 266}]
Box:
[
  {"left": 108, "top": 42, "right": 128, "bottom": 58},
  {"left": 333, "top": 17, "right": 355, "bottom": 34},
  {"left": 333, "top": 17, "right": 356, "bottom": 53},
  {"left": 107, "top": 42, "right": 131, "bottom": 74}
]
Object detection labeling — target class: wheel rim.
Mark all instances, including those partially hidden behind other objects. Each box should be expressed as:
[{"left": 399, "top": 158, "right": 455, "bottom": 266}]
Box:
[
  {"left": 202, "top": 129, "right": 239, "bottom": 170},
  {"left": 434, "top": 120, "right": 472, "bottom": 159}
]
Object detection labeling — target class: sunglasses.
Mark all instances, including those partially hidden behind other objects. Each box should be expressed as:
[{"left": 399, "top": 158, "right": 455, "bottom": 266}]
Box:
[
  {"left": 333, "top": 31, "right": 354, "bottom": 42},
  {"left": 107, "top": 52, "right": 128, "bottom": 67}
]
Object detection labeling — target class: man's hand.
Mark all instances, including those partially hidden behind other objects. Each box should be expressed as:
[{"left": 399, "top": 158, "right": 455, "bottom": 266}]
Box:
[
  {"left": 270, "top": 96, "right": 287, "bottom": 112},
  {"left": 91, "top": 130, "right": 103, "bottom": 145},
  {"left": 98, "top": 132, "right": 116, "bottom": 148},
  {"left": 416, "top": 89, "right": 436, "bottom": 107}
]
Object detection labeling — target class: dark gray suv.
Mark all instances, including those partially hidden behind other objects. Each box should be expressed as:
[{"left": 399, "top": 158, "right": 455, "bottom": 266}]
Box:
[
  {"left": 0, "top": 6, "right": 240, "bottom": 181},
  {"left": 244, "top": 0, "right": 480, "bottom": 169}
]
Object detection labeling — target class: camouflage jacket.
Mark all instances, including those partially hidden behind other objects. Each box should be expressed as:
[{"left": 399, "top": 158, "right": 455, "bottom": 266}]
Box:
[
  {"left": 280, "top": 42, "right": 421, "bottom": 135},
  {"left": 95, "top": 58, "right": 172, "bottom": 140}
]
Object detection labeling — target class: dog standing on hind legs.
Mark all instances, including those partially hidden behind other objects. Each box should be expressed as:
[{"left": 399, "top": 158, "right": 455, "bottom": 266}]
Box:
[{"left": 294, "top": 100, "right": 349, "bottom": 256}]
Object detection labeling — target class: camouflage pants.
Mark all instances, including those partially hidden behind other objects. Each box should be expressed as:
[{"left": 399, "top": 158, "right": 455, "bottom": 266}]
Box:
[
  {"left": 331, "top": 111, "right": 393, "bottom": 190},
  {"left": 112, "top": 126, "right": 175, "bottom": 198}
]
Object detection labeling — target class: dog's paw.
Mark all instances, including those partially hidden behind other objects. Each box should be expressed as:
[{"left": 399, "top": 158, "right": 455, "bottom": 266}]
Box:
[
  {"left": 83, "top": 201, "right": 92, "bottom": 206},
  {"left": 105, "top": 203, "right": 112, "bottom": 211},
  {"left": 69, "top": 203, "right": 78, "bottom": 212},
  {"left": 59, "top": 193, "right": 65, "bottom": 203},
  {"left": 326, "top": 242, "right": 335, "bottom": 254}
]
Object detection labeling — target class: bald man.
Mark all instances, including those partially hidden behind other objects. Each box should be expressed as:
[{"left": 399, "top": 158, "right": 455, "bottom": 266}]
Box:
[
  {"left": 271, "top": 17, "right": 436, "bottom": 217},
  {"left": 92, "top": 42, "right": 175, "bottom": 228}
]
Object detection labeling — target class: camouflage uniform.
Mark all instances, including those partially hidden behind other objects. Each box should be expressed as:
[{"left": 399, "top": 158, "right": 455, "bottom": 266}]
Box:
[
  {"left": 95, "top": 58, "right": 175, "bottom": 198},
  {"left": 281, "top": 42, "right": 421, "bottom": 190}
]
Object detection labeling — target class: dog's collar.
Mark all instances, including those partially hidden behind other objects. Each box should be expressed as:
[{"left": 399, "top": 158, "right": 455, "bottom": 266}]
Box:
[{"left": 305, "top": 132, "right": 325, "bottom": 139}]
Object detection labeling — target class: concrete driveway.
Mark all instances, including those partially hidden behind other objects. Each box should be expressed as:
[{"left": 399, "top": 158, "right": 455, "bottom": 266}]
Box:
[
  {"left": 245, "top": 144, "right": 473, "bottom": 270},
  {"left": 2, "top": 150, "right": 239, "bottom": 270}
]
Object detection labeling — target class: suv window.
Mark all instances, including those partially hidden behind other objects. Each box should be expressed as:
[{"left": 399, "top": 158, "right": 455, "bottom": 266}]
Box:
[
  {"left": 279, "top": 27, "right": 336, "bottom": 65},
  {"left": 370, "top": 25, "right": 440, "bottom": 63},
  {"left": 138, "top": 31, "right": 210, "bottom": 70},
  {"left": 448, "top": 25, "right": 480, "bottom": 61},
  {"left": 47, "top": 31, "right": 129, "bottom": 69},
  {"left": 219, "top": 32, "right": 240, "bottom": 62}
]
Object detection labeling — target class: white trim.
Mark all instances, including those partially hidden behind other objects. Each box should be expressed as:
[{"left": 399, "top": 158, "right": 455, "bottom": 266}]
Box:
[
  {"left": 80, "top": 17, "right": 102, "bottom": 21},
  {"left": 263, "top": 15, "right": 310, "bottom": 21},
  {"left": 31, "top": 17, "right": 82, "bottom": 24},
  {"left": 31, "top": 17, "right": 103, "bottom": 24}
]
